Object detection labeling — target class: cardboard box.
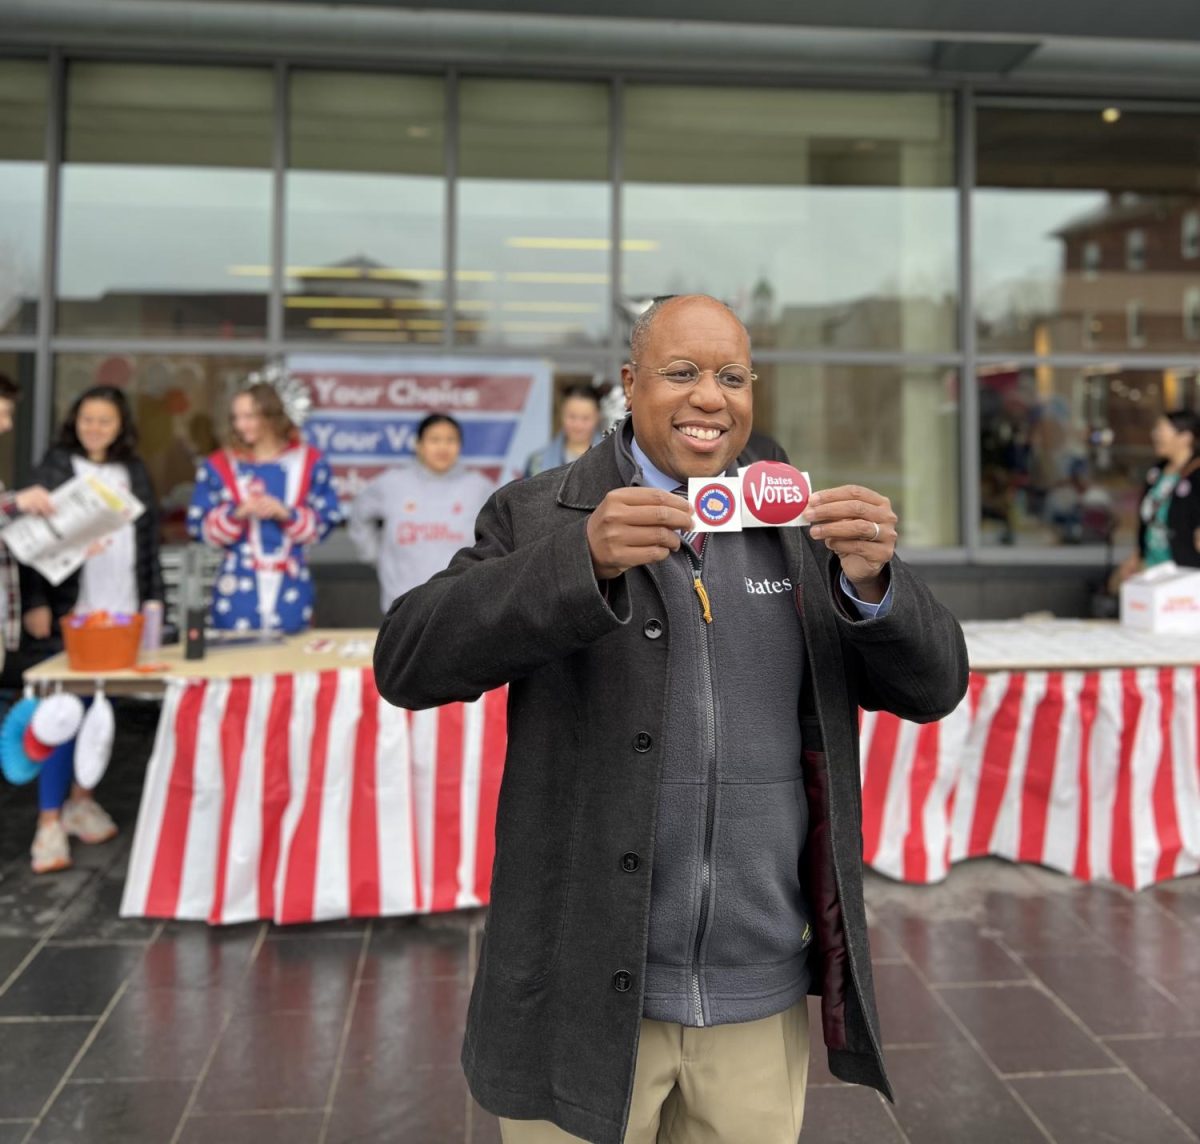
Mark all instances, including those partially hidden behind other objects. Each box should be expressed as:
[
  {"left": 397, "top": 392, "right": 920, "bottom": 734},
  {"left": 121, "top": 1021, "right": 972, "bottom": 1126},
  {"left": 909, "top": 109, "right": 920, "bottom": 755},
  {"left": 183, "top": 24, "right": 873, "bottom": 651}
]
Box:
[{"left": 1120, "top": 562, "right": 1200, "bottom": 635}]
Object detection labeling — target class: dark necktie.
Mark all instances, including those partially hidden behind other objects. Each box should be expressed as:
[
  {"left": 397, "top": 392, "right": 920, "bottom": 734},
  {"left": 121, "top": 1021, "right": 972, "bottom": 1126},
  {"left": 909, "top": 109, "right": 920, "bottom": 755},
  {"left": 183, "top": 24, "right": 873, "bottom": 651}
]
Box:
[{"left": 673, "top": 485, "right": 706, "bottom": 558}]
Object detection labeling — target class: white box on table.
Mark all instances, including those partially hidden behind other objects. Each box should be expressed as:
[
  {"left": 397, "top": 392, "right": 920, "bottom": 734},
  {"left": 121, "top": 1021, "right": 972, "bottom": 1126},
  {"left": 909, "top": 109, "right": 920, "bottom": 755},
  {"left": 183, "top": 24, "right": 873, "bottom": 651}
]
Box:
[{"left": 1120, "top": 562, "right": 1200, "bottom": 634}]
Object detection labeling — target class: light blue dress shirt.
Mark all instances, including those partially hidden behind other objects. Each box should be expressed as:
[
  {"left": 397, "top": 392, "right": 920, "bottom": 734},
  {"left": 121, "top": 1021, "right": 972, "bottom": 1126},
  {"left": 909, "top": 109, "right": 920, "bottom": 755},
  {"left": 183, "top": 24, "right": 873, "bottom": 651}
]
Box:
[{"left": 630, "top": 437, "right": 894, "bottom": 621}]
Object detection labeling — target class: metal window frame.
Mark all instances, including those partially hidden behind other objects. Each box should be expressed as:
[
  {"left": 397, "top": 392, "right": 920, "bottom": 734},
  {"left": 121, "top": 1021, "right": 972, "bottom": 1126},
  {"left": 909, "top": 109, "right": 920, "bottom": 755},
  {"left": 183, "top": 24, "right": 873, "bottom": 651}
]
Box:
[
  {"left": 609, "top": 74, "right": 624, "bottom": 375},
  {"left": 268, "top": 59, "right": 287, "bottom": 356},
  {"left": 958, "top": 84, "right": 980, "bottom": 558},
  {"left": 31, "top": 49, "right": 63, "bottom": 452},
  {"left": 5, "top": 48, "right": 1200, "bottom": 566},
  {"left": 444, "top": 67, "right": 459, "bottom": 349}
]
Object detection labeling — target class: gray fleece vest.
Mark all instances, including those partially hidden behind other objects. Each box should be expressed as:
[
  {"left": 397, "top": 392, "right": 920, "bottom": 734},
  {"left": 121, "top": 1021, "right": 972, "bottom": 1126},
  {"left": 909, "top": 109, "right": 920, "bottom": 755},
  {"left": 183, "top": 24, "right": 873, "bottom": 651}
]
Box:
[{"left": 618, "top": 434, "right": 812, "bottom": 1027}]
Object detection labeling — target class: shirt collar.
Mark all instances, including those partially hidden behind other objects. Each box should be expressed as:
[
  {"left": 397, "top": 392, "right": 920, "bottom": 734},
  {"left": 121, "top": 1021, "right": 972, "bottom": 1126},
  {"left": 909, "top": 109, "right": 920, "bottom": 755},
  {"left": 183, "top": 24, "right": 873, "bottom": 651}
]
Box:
[{"left": 630, "top": 435, "right": 683, "bottom": 492}]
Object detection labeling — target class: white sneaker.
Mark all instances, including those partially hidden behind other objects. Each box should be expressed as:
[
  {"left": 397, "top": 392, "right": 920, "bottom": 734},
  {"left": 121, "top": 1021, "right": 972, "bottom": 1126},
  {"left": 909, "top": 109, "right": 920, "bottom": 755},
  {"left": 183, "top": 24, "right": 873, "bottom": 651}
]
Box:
[
  {"left": 61, "top": 798, "right": 118, "bottom": 845},
  {"left": 31, "top": 820, "right": 72, "bottom": 874}
]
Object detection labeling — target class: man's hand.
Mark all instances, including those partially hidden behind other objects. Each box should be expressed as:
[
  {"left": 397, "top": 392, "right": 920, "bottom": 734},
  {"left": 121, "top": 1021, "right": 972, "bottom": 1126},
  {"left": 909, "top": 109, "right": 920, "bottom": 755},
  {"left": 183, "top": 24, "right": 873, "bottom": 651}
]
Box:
[
  {"left": 587, "top": 487, "right": 693, "bottom": 581},
  {"left": 806, "top": 484, "right": 898, "bottom": 603},
  {"left": 14, "top": 485, "right": 53, "bottom": 516},
  {"left": 24, "top": 606, "right": 52, "bottom": 640}
]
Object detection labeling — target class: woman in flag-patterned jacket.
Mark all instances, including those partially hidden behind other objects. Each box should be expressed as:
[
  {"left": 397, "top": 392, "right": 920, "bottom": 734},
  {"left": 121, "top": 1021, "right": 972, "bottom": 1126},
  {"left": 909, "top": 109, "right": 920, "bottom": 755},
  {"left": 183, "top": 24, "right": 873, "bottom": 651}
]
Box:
[{"left": 188, "top": 382, "right": 341, "bottom": 634}]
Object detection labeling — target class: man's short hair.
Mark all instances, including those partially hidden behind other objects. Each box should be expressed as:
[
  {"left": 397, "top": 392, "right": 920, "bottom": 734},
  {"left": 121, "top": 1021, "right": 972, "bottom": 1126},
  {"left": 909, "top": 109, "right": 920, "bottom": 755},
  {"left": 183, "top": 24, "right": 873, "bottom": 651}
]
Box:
[
  {"left": 629, "top": 294, "right": 751, "bottom": 363},
  {"left": 0, "top": 373, "right": 19, "bottom": 404}
]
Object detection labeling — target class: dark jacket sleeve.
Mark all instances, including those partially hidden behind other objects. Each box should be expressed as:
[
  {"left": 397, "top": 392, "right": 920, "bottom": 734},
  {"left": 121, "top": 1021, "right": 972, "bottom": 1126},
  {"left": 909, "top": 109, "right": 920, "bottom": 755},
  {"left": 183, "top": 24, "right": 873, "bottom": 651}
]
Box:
[
  {"left": 130, "top": 458, "right": 165, "bottom": 604},
  {"left": 1165, "top": 460, "right": 1200, "bottom": 567},
  {"left": 830, "top": 553, "right": 969, "bottom": 724},
  {"left": 374, "top": 488, "right": 629, "bottom": 710}
]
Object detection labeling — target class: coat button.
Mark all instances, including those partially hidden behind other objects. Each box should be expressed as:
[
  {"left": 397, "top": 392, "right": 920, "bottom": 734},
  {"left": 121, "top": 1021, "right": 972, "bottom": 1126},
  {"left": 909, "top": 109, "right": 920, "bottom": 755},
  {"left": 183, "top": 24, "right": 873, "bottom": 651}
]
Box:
[
  {"left": 620, "top": 852, "right": 640, "bottom": 873},
  {"left": 612, "top": 970, "right": 633, "bottom": 992},
  {"left": 643, "top": 618, "right": 663, "bottom": 639},
  {"left": 633, "top": 732, "right": 652, "bottom": 753}
]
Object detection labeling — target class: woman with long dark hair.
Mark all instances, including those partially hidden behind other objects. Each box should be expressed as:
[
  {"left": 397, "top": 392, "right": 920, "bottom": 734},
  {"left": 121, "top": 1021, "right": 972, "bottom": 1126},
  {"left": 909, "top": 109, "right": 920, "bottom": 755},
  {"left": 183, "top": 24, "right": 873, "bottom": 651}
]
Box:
[
  {"left": 523, "top": 384, "right": 603, "bottom": 477},
  {"left": 189, "top": 381, "right": 341, "bottom": 633},
  {"left": 1114, "top": 409, "right": 1200, "bottom": 584},
  {"left": 21, "top": 384, "right": 164, "bottom": 873}
]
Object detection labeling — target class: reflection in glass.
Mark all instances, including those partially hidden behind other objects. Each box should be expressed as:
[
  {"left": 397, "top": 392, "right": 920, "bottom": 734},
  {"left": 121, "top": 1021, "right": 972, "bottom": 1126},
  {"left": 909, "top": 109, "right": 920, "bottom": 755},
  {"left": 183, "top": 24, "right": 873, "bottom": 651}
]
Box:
[
  {"left": 622, "top": 87, "right": 956, "bottom": 353},
  {"left": 754, "top": 362, "right": 959, "bottom": 547},
  {"left": 54, "top": 354, "right": 264, "bottom": 542},
  {"left": 976, "top": 106, "right": 1200, "bottom": 355},
  {"left": 977, "top": 364, "right": 1195, "bottom": 547},
  {"left": 456, "top": 79, "right": 609, "bottom": 348},
  {"left": 286, "top": 72, "right": 446, "bottom": 344},
  {"left": 57, "top": 64, "right": 272, "bottom": 338},
  {"left": 0, "top": 61, "right": 47, "bottom": 336}
]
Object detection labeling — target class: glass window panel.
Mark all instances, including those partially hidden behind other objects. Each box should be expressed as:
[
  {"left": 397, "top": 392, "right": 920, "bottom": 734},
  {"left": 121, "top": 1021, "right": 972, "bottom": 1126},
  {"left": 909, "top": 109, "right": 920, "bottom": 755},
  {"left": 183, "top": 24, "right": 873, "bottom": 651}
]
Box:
[
  {"left": 53, "top": 354, "right": 265, "bottom": 543},
  {"left": 456, "top": 78, "right": 610, "bottom": 349},
  {"left": 58, "top": 63, "right": 272, "bottom": 339},
  {"left": 286, "top": 71, "right": 446, "bottom": 344},
  {"left": 754, "top": 362, "right": 959, "bottom": 546},
  {"left": 0, "top": 60, "right": 47, "bottom": 336},
  {"left": 622, "top": 86, "right": 956, "bottom": 353},
  {"left": 977, "top": 364, "right": 1194, "bottom": 548},
  {"left": 975, "top": 105, "right": 1200, "bottom": 355}
]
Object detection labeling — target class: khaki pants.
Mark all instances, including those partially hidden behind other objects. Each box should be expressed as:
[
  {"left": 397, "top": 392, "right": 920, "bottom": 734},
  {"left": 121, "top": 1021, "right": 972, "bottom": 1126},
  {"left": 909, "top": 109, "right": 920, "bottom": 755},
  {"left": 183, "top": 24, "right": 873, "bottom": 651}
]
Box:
[{"left": 499, "top": 1000, "right": 809, "bottom": 1144}]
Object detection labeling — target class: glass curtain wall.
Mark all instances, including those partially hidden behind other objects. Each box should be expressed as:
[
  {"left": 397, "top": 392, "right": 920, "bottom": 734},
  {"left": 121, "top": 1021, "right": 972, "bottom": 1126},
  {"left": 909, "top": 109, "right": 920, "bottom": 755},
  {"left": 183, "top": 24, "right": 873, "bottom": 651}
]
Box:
[
  {"left": 57, "top": 62, "right": 274, "bottom": 338},
  {"left": 0, "top": 61, "right": 46, "bottom": 337},
  {"left": 974, "top": 103, "right": 1200, "bottom": 549},
  {"left": 456, "top": 78, "right": 611, "bottom": 349},
  {"left": 286, "top": 71, "right": 446, "bottom": 344},
  {"left": 622, "top": 85, "right": 960, "bottom": 546},
  {"left": 6, "top": 56, "right": 1200, "bottom": 562}
]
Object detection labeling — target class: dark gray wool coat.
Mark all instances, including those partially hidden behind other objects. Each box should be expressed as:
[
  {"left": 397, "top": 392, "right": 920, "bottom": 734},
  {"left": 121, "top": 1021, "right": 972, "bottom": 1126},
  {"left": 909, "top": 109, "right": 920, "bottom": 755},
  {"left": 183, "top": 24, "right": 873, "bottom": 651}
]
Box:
[{"left": 374, "top": 435, "right": 969, "bottom": 1144}]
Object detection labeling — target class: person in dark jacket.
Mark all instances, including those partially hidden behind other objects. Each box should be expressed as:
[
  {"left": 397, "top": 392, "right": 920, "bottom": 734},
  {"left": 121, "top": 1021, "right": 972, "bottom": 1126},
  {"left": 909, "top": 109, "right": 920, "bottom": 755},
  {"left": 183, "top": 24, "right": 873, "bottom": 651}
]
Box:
[
  {"left": 0, "top": 373, "right": 54, "bottom": 681},
  {"left": 1114, "top": 409, "right": 1200, "bottom": 584},
  {"left": 375, "top": 295, "right": 968, "bottom": 1144},
  {"left": 21, "top": 385, "right": 164, "bottom": 874}
]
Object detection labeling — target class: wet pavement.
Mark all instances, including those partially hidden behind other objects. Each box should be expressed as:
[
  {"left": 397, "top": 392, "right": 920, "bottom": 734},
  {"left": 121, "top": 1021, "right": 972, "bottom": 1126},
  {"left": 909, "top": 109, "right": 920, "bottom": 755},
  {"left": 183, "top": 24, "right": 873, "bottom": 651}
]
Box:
[{"left": 0, "top": 700, "right": 1197, "bottom": 1143}]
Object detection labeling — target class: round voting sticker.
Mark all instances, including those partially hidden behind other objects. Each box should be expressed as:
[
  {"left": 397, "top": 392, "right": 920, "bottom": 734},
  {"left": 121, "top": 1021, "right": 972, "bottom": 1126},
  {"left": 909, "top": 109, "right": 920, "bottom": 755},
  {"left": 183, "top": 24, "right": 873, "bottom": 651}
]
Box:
[
  {"left": 694, "top": 483, "right": 737, "bottom": 527},
  {"left": 742, "top": 462, "right": 810, "bottom": 526}
]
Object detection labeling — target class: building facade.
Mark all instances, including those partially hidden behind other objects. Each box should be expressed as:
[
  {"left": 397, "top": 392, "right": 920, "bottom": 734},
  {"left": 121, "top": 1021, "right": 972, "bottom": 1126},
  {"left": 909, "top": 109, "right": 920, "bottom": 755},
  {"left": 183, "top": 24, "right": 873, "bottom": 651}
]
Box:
[{"left": 5, "top": 0, "right": 1200, "bottom": 618}]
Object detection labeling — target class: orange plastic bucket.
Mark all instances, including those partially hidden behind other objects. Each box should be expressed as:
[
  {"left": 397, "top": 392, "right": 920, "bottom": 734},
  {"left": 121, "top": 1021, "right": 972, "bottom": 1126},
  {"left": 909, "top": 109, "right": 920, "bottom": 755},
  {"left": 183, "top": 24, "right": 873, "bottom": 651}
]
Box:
[{"left": 63, "top": 615, "right": 144, "bottom": 672}]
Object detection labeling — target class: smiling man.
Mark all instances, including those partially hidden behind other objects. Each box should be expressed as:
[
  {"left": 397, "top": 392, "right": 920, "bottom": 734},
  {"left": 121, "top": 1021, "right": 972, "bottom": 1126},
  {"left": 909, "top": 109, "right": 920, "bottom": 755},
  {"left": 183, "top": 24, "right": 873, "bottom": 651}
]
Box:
[{"left": 375, "top": 294, "right": 968, "bottom": 1144}]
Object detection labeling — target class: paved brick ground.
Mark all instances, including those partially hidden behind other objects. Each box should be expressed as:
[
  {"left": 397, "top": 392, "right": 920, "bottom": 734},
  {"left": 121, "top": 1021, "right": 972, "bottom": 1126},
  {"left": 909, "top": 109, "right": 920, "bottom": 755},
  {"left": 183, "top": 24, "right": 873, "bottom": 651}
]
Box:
[{"left": 0, "top": 700, "right": 1197, "bottom": 1142}]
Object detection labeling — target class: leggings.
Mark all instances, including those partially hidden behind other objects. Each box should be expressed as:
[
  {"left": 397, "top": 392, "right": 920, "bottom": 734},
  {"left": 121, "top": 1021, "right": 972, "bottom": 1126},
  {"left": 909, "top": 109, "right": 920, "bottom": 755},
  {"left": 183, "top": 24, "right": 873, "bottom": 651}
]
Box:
[{"left": 38, "top": 738, "right": 77, "bottom": 813}]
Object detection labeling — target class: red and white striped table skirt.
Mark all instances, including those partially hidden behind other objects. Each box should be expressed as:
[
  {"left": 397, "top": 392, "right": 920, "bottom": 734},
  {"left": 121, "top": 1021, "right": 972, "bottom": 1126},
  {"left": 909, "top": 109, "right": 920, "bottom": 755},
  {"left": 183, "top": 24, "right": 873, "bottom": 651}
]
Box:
[
  {"left": 121, "top": 665, "right": 1200, "bottom": 925},
  {"left": 862, "top": 666, "right": 1200, "bottom": 891},
  {"left": 121, "top": 669, "right": 507, "bottom": 925}
]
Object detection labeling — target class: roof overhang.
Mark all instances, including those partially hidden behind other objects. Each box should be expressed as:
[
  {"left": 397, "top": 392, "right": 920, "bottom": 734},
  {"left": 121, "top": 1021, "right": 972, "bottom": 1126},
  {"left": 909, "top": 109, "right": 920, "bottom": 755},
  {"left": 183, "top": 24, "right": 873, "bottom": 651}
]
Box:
[{"left": 5, "top": 0, "right": 1200, "bottom": 96}]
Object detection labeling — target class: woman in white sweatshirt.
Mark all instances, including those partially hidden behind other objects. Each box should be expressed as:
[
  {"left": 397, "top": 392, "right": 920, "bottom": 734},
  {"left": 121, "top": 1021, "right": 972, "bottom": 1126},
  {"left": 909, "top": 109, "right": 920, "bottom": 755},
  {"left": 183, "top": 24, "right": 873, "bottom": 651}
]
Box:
[{"left": 348, "top": 414, "right": 495, "bottom": 614}]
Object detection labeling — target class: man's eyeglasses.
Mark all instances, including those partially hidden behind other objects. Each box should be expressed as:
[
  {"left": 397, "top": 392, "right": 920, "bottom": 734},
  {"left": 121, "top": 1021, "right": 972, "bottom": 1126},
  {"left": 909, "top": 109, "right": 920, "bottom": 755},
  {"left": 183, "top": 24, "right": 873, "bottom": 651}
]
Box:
[{"left": 632, "top": 360, "right": 756, "bottom": 392}]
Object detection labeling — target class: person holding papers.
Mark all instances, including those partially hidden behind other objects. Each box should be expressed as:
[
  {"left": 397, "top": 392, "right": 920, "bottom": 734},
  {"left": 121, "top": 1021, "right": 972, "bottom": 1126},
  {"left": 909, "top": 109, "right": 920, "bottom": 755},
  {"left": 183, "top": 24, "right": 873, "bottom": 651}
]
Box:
[{"left": 19, "top": 384, "right": 164, "bottom": 874}]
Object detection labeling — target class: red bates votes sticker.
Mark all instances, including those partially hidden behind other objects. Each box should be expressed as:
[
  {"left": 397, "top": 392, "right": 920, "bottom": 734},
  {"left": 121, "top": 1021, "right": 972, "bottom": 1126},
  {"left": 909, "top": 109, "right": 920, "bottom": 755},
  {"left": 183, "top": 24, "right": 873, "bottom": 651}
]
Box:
[{"left": 742, "top": 461, "right": 810, "bottom": 525}]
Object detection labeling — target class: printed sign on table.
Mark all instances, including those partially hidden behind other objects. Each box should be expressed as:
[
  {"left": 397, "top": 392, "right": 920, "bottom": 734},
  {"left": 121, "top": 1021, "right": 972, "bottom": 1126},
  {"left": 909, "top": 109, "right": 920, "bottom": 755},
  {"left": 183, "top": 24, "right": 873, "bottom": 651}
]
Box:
[{"left": 289, "top": 355, "right": 553, "bottom": 503}]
